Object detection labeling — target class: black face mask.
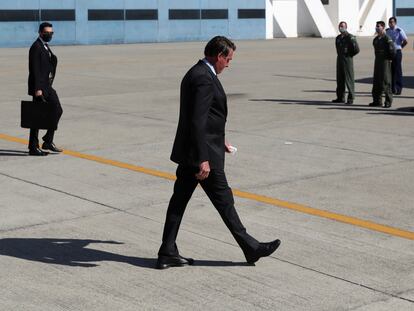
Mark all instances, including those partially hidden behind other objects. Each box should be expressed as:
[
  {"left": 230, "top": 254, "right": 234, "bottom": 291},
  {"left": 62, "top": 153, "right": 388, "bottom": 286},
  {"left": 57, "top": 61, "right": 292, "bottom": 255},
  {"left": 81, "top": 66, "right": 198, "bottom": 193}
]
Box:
[{"left": 41, "top": 34, "right": 53, "bottom": 42}]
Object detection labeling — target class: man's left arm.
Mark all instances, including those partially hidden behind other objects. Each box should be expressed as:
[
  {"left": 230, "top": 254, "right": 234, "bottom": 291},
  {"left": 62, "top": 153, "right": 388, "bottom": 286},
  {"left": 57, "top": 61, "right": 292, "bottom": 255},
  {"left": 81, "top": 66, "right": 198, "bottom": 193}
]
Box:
[
  {"left": 350, "top": 36, "right": 360, "bottom": 56},
  {"left": 400, "top": 29, "right": 408, "bottom": 49}
]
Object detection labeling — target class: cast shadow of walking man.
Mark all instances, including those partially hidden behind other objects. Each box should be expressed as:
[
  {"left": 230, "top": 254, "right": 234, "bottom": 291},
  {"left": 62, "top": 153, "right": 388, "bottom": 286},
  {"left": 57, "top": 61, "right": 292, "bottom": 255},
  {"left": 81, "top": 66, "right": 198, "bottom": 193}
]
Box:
[
  {"left": 0, "top": 238, "right": 249, "bottom": 268},
  {"left": 0, "top": 238, "right": 156, "bottom": 268}
]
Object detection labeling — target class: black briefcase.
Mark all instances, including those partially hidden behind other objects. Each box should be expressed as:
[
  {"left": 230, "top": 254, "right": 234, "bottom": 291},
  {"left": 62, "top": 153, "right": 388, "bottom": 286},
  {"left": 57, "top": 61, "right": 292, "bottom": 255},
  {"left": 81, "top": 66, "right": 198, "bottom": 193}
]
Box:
[{"left": 21, "top": 100, "right": 54, "bottom": 130}]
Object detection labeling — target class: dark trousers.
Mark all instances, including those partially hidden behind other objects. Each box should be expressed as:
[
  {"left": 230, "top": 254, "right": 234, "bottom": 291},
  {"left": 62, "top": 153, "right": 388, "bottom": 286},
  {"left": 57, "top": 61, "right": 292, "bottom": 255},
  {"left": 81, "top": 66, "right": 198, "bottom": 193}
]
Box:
[
  {"left": 391, "top": 50, "right": 403, "bottom": 94},
  {"left": 28, "top": 88, "right": 63, "bottom": 150},
  {"left": 372, "top": 57, "right": 393, "bottom": 105},
  {"left": 336, "top": 56, "right": 355, "bottom": 102},
  {"left": 158, "top": 165, "right": 259, "bottom": 257}
]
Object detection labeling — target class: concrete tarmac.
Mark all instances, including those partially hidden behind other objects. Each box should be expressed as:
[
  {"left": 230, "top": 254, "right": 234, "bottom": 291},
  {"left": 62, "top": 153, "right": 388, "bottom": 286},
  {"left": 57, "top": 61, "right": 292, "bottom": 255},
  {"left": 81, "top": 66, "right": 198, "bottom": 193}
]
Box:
[{"left": 0, "top": 37, "right": 413, "bottom": 310}]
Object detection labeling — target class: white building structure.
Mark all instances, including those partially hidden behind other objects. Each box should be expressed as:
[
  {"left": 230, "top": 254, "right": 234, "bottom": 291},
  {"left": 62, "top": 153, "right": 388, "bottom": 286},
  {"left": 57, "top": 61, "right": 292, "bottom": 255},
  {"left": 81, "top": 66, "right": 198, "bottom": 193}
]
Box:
[{"left": 267, "top": 0, "right": 394, "bottom": 38}]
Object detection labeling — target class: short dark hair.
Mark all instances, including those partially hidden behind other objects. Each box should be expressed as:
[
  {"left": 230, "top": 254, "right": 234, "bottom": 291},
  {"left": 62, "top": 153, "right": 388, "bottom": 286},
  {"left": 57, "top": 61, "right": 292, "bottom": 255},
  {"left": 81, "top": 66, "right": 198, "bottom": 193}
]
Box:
[
  {"left": 339, "top": 21, "right": 347, "bottom": 28},
  {"left": 204, "top": 36, "right": 236, "bottom": 57},
  {"left": 376, "top": 21, "right": 385, "bottom": 28},
  {"left": 39, "top": 22, "right": 53, "bottom": 33},
  {"left": 389, "top": 16, "right": 397, "bottom": 23}
]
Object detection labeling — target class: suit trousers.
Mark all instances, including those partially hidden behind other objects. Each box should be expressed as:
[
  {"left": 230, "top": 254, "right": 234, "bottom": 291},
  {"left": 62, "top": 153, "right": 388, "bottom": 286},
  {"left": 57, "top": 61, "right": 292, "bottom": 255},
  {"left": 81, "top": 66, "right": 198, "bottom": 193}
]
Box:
[
  {"left": 158, "top": 165, "right": 260, "bottom": 257},
  {"left": 29, "top": 88, "right": 63, "bottom": 149}
]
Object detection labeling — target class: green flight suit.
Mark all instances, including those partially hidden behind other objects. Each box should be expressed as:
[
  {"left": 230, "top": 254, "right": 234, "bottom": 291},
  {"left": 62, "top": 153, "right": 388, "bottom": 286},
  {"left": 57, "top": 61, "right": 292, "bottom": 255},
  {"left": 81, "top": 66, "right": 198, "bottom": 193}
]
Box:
[
  {"left": 372, "top": 34, "right": 395, "bottom": 106},
  {"left": 335, "top": 32, "right": 359, "bottom": 103}
]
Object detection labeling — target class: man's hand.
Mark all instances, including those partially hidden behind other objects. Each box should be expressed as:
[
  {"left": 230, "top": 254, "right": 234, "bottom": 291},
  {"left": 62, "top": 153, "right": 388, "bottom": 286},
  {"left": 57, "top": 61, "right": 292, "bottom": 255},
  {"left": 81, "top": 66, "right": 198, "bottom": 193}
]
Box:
[
  {"left": 195, "top": 161, "right": 210, "bottom": 180},
  {"left": 225, "top": 142, "right": 231, "bottom": 153},
  {"left": 225, "top": 142, "right": 237, "bottom": 154},
  {"left": 35, "top": 90, "right": 43, "bottom": 97}
]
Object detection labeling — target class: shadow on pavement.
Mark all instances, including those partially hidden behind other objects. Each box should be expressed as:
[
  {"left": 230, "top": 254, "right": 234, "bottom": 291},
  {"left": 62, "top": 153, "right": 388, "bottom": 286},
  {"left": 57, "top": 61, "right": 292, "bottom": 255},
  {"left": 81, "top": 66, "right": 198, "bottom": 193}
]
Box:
[
  {"left": 249, "top": 98, "right": 367, "bottom": 108},
  {"left": 303, "top": 89, "right": 370, "bottom": 94},
  {"left": 319, "top": 106, "right": 414, "bottom": 116},
  {"left": 193, "top": 260, "right": 250, "bottom": 267},
  {"left": 0, "top": 149, "right": 28, "bottom": 156},
  {"left": 250, "top": 99, "right": 414, "bottom": 116},
  {"left": 356, "top": 76, "right": 414, "bottom": 89},
  {"left": 273, "top": 74, "right": 336, "bottom": 82},
  {"left": 302, "top": 89, "right": 414, "bottom": 99},
  {"left": 0, "top": 238, "right": 249, "bottom": 269}
]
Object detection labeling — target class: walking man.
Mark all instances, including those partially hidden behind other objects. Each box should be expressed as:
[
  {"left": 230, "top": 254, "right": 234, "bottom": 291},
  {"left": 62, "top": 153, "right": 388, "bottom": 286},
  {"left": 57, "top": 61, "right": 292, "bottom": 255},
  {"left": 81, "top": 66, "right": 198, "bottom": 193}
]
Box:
[
  {"left": 370, "top": 21, "right": 395, "bottom": 108},
  {"left": 28, "top": 22, "right": 63, "bottom": 155},
  {"left": 157, "top": 36, "right": 281, "bottom": 269},
  {"left": 386, "top": 17, "right": 408, "bottom": 95},
  {"left": 332, "top": 21, "right": 360, "bottom": 105}
]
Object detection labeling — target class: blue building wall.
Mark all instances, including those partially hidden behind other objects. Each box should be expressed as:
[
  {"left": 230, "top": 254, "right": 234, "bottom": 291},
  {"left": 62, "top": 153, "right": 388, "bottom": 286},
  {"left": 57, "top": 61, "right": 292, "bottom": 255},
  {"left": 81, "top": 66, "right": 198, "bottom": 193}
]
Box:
[
  {"left": 395, "top": 0, "right": 414, "bottom": 34},
  {"left": 0, "top": 0, "right": 267, "bottom": 47}
]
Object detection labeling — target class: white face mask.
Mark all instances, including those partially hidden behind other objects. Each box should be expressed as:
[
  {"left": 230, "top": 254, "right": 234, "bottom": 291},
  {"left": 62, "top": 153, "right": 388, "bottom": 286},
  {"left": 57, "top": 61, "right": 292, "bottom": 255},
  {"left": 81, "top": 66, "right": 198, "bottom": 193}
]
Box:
[
  {"left": 339, "top": 27, "right": 347, "bottom": 33},
  {"left": 375, "top": 27, "right": 381, "bottom": 33}
]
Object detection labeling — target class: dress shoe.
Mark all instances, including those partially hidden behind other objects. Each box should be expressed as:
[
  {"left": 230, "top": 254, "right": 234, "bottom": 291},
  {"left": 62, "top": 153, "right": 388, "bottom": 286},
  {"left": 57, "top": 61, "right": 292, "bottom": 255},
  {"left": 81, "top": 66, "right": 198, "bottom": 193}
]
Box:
[
  {"left": 345, "top": 100, "right": 353, "bottom": 105},
  {"left": 368, "top": 102, "right": 382, "bottom": 107},
  {"left": 42, "top": 142, "right": 62, "bottom": 153},
  {"left": 245, "top": 239, "right": 281, "bottom": 264},
  {"left": 332, "top": 98, "right": 345, "bottom": 103},
  {"left": 395, "top": 91, "right": 401, "bottom": 95},
  {"left": 156, "top": 255, "right": 194, "bottom": 270},
  {"left": 29, "top": 148, "right": 48, "bottom": 156},
  {"left": 384, "top": 102, "right": 392, "bottom": 108}
]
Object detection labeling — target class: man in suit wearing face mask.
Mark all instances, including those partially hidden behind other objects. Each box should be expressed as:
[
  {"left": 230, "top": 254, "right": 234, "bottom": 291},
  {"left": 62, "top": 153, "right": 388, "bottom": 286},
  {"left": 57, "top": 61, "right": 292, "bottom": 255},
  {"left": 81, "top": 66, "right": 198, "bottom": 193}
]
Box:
[
  {"left": 156, "top": 36, "right": 281, "bottom": 269},
  {"left": 27, "top": 22, "right": 63, "bottom": 156}
]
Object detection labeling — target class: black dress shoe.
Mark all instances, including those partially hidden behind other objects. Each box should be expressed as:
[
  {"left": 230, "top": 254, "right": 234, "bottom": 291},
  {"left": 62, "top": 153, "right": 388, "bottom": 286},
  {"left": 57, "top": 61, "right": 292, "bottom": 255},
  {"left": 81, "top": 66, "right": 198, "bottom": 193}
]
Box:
[
  {"left": 29, "top": 148, "right": 48, "bottom": 156},
  {"left": 332, "top": 98, "right": 345, "bottom": 103},
  {"left": 345, "top": 100, "right": 353, "bottom": 105},
  {"left": 368, "top": 102, "right": 382, "bottom": 107},
  {"left": 42, "top": 142, "right": 62, "bottom": 153},
  {"left": 245, "top": 239, "right": 281, "bottom": 264},
  {"left": 384, "top": 102, "right": 392, "bottom": 108},
  {"left": 156, "top": 255, "right": 194, "bottom": 270}
]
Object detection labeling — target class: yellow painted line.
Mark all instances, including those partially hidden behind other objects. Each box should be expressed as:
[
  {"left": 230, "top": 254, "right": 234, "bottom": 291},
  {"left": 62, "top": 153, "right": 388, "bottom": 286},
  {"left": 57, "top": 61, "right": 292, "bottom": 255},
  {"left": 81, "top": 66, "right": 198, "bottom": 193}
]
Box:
[
  {"left": 1, "top": 132, "right": 413, "bottom": 240},
  {"left": 232, "top": 190, "right": 414, "bottom": 240},
  {"left": 63, "top": 149, "right": 176, "bottom": 180}
]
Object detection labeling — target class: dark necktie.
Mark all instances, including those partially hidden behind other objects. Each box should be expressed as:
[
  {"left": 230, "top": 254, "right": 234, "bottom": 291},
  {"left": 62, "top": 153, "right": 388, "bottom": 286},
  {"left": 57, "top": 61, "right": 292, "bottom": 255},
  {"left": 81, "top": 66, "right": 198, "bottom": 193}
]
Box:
[{"left": 44, "top": 43, "right": 52, "bottom": 57}]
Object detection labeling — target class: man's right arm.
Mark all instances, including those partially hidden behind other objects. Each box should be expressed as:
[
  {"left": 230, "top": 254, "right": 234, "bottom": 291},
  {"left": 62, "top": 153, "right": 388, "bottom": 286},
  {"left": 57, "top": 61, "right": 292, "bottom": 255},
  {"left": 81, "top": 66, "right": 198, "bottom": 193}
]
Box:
[
  {"left": 190, "top": 73, "right": 214, "bottom": 165},
  {"left": 190, "top": 72, "right": 214, "bottom": 180}
]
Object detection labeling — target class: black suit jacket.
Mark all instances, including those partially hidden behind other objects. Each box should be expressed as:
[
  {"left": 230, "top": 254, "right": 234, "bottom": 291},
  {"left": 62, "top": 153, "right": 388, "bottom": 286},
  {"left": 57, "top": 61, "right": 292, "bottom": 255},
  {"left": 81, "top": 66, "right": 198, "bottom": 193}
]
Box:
[
  {"left": 28, "top": 38, "right": 57, "bottom": 96},
  {"left": 171, "top": 60, "right": 228, "bottom": 170}
]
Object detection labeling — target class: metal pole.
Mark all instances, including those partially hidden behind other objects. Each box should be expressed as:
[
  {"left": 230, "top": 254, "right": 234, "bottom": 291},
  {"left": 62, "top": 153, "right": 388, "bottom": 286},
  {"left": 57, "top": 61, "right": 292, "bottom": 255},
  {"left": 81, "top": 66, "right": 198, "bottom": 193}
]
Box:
[{"left": 393, "top": 0, "right": 396, "bottom": 16}]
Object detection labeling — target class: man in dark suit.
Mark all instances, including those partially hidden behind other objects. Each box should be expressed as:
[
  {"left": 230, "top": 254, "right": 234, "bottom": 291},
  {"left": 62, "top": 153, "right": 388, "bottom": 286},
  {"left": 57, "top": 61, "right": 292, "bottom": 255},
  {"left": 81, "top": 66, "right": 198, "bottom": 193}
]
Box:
[
  {"left": 28, "top": 22, "right": 63, "bottom": 156},
  {"left": 157, "top": 36, "right": 281, "bottom": 269}
]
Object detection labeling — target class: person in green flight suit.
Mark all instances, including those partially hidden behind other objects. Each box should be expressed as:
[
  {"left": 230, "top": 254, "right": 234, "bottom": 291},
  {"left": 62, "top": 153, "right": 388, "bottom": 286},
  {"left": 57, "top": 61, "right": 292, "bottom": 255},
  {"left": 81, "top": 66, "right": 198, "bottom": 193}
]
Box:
[
  {"left": 332, "top": 21, "right": 360, "bottom": 105},
  {"left": 370, "top": 21, "right": 396, "bottom": 108}
]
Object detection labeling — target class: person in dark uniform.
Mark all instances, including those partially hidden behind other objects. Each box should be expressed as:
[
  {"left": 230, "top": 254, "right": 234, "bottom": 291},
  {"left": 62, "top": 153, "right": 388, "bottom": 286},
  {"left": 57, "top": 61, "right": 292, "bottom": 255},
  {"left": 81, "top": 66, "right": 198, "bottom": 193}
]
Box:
[
  {"left": 28, "top": 22, "right": 63, "bottom": 156},
  {"left": 386, "top": 17, "right": 408, "bottom": 95},
  {"left": 332, "top": 21, "right": 359, "bottom": 105},
  {"left": 369, "top": 21, "right": 395, "bottom": 108},
  {"left": 157, "top": 36, "right": 281, "bottom": 269}
]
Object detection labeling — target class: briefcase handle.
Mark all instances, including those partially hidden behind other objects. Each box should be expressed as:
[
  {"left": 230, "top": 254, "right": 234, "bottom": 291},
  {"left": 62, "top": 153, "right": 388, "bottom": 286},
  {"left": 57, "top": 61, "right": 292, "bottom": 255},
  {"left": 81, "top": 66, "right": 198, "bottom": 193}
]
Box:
[{"left": 34, "top": 95, "right": 48, "bottom": 103}]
